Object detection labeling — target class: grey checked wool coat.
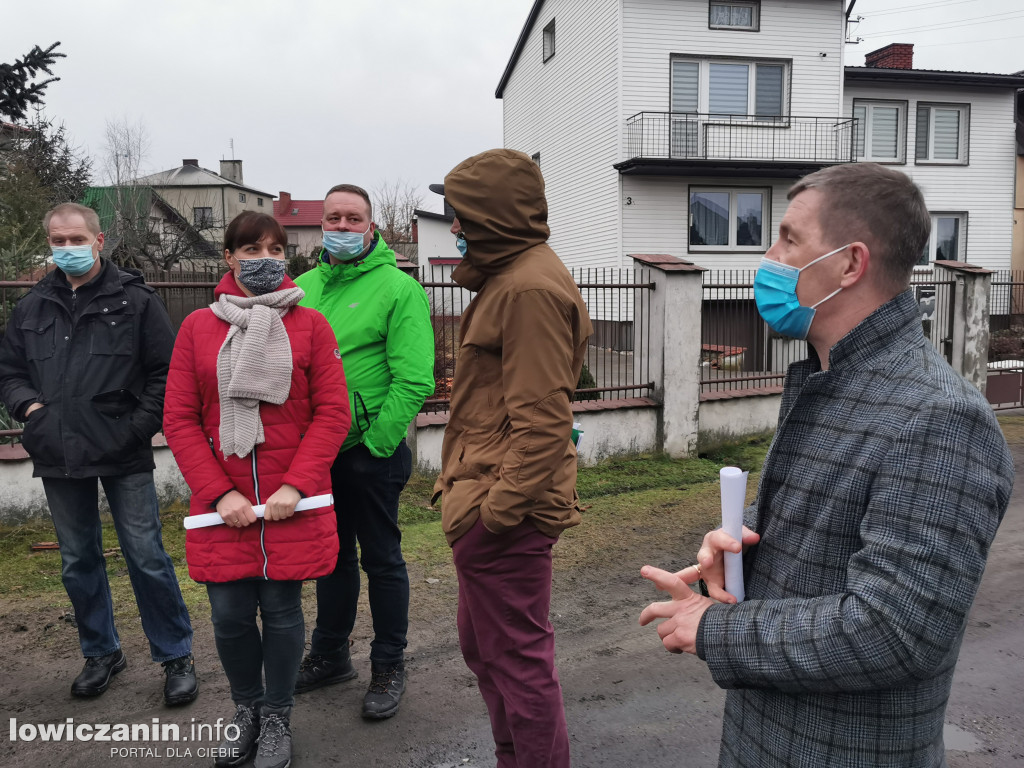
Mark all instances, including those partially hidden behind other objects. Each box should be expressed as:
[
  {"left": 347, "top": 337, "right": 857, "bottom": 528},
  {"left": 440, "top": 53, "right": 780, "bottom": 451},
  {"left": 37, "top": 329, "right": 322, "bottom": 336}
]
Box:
[{"left": 695, "top": 290, "right": 1013, "bottom": 768}]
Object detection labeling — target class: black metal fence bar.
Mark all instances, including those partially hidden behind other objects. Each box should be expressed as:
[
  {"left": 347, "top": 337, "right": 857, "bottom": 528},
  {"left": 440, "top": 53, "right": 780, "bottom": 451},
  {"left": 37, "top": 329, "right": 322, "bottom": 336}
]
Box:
[{"left": 625, "top": 112, "right": 858, "bottom": 164}]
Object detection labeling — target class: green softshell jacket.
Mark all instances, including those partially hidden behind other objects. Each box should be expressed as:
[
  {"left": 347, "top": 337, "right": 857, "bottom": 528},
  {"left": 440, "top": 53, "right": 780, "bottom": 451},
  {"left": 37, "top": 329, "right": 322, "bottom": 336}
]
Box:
[{"left": 294, "top": 235, "right": 434, "bottom": 457}]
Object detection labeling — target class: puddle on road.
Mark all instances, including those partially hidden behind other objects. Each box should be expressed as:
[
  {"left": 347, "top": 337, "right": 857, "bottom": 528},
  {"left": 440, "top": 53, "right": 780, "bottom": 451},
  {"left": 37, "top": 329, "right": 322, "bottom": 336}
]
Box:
[{"left": 944, "top": 723, "right": 982, "bottom": 753}]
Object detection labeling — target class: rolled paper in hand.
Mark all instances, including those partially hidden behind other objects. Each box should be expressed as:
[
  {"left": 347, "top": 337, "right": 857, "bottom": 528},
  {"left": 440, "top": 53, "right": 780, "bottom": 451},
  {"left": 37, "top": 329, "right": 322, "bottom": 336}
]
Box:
[
  {"left": 720, "top": 467, "right": 749, "bottom": 602},
  {"left": 184, "top": 494, "right": 334, "bottom": 530}
]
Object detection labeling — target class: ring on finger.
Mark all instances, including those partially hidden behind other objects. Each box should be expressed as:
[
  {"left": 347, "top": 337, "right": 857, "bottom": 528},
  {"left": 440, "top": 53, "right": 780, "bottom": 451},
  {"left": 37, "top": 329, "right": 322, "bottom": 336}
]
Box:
[{"left": 693, "top": 563, "right": 702, "bottom": 579}]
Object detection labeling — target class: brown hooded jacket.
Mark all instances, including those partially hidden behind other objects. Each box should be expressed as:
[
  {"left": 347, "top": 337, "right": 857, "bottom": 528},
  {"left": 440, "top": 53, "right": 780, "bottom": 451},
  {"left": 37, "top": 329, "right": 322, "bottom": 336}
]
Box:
[{"left": 432, "top": 148, "right": 594, "bottom": 545}]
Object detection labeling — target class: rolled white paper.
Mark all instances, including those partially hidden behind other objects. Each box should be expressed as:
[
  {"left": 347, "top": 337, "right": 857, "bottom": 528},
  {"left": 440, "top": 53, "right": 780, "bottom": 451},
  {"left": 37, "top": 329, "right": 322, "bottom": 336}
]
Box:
[
  {"left": 184, "top": 494, "right": 334, "bottom": 530},
  {"left": 720, "top": 467, "right": 749, "bottom": 602}
]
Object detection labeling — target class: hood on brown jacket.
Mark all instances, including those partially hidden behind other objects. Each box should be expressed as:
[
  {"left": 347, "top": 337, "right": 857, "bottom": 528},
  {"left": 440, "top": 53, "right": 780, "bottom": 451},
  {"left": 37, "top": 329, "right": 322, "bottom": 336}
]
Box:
[{"left": 444, "top": 148, "right": 549, "bottom": 289}]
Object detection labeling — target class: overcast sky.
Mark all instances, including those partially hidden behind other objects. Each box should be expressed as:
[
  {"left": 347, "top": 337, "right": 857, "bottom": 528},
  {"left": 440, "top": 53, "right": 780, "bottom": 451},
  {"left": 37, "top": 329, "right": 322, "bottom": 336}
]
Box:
[{"left": 5, "top": 0, "right": 1023, "bottom": 215}]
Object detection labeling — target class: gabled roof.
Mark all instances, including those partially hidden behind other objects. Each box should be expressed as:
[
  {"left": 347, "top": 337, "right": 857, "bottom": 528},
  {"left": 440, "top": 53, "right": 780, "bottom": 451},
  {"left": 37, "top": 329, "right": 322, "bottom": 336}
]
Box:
[
  {"left": 135, "top": 163, "right": 273, "bottom": 197},
  {"left": 273, "top": 198, "right": 322, "bottom": 227},
  {"left": 496, "top": 0, "right": 546, "bottom": 99},
  {"left": 496, "top": 1, "right": 862, "bottom": 98},
  {"left": 845, "top": 66, "right": 1024, "bottom": 89}
]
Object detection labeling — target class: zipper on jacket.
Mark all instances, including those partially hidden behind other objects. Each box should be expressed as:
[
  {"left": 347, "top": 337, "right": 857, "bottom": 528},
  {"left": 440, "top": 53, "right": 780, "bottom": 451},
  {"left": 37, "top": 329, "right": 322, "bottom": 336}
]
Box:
[{"left": 251, "top": 446, "right": 270, "bottom": 580}]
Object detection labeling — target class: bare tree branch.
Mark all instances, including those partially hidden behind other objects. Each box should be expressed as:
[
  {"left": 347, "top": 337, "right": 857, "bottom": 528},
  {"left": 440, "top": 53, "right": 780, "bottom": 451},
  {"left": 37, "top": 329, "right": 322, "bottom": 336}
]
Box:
[{"left": 372, "top": 178, "right": 421, "bottom": 262}]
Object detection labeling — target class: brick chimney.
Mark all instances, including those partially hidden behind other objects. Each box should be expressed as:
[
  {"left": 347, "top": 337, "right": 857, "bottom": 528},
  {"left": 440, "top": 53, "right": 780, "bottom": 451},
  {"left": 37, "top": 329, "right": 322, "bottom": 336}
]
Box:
[
  {"left": 220, "top": 159, "right": 243, "bottom": 184},
  {"left": 865, "top": 43, "right": 914, "bottom": 70},
  {"left": 279, "top": 191, "right": 292, "bottom": 214}
]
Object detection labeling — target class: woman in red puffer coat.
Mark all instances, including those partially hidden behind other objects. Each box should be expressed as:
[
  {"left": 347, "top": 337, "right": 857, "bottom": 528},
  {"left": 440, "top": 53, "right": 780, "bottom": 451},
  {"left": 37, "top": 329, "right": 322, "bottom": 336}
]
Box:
[{"left": 164, "top": 211, "right": 349, "bottom": 768}]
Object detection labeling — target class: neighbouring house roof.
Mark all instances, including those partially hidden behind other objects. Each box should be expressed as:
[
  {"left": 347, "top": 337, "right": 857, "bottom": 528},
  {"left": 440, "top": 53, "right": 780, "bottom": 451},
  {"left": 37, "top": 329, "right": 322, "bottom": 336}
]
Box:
[
  {"left": 845, "top": 67, "right": 1024, "bottom": 89},
  {"left": 135, "top": 162, "right": 273, "bottom": 197},
  {"left": 273, "top": 198, "right": 322, "bottom": 227},
  {"left": 80, "top": 185, "right": 219, "bottom": 260},
  {"left": 414, "top": 208, "right": 454, "bottom": 223}
]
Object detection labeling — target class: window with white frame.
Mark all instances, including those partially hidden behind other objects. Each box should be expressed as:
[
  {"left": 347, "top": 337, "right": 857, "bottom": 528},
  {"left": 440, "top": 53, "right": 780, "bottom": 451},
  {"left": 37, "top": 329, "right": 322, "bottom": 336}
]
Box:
[
  {"left": 689, "top": 188, "right": 768, "bottom": 251},
  {"left": 543, "top": 19, "right": 556, "bottom": 62},
  {"left": 672, "top": 58, "right": 787, "bottom": 119},
  {"left": 920, "top": 213, "right": 966, "bottom": 265},
  {"left": 853, "top": 100, "right": 906, "bottom": 163},
  {"left": 239, "top": 193, "right": 247, "bottom": 203},
  {"left": 916, "top": 103, "right": 969, "bottom": 164},
  {"left": 709, "top": 1, "right": 759, "bottom": 31}
]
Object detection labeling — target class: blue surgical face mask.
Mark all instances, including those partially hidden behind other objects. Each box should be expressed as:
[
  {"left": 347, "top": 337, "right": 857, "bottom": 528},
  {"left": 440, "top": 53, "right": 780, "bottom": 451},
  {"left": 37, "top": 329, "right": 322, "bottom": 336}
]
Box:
[
  {"left": 455, "top": 234, "right": 468, "bottom": 257},
  {"left": 322, "top": 222, "right": 372, "bottom": 261},
  {"left": 51, "top": 243, "right": 97, "bottom": 276},
  {"left": 753, "top": 244, "right": 850, "bottom": 339},
  {"left": 236, "top": 257, "right": 286, "bottom": 295}
]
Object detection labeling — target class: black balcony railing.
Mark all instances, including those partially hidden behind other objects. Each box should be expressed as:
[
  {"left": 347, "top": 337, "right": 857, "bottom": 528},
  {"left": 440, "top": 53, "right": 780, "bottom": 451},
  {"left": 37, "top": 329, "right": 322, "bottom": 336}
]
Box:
[{"left": 625, "top": 112, "right": 858, "bottom": 164}]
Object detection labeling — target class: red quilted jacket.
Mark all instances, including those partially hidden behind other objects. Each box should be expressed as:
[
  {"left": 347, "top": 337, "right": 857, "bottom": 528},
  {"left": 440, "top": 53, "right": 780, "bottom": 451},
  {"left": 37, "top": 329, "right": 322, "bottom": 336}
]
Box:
[{"left": 164, "top": 273, "right": 350, "bottom": 583}]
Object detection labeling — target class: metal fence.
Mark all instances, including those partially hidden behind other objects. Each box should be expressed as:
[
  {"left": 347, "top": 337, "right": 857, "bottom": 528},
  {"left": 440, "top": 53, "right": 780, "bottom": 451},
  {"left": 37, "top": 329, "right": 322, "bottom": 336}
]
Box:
[
  {"left": 700, "top": 268, "right": 956, "bottom": 395},
  {"left": 624, "top": 112, "right": 858, "bottom": 164},
  {"left": 1, "top": 263, "right": 655, "bottom": 439},
  {"left": 987, "top": 270, "right": 1024, "bottom": 410},
  {"left": 420, "top": 264, "right": 655, "bottom": 413}
]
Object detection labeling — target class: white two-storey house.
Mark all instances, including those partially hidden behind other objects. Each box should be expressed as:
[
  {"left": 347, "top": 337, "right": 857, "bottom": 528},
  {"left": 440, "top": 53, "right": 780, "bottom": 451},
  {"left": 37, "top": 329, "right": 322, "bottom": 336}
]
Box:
[{"left": 496, "top": 0, "right": 1024, "bottom": 275}]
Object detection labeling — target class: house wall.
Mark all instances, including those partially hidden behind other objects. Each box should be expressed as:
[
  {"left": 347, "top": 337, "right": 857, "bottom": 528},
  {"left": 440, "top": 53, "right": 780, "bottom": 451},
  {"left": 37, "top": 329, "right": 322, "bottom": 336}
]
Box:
[
  {"left": 620, "top": 0, "right": 847, "bottom": 154},
  {"left": 417, "top": 216, "right": 460, "bottom": 264},
  {"left": 501, "top": 0, "right": 622, "bottom": 269},
  {"left": 1013, "top": 155, "right": 1024, "bottom": 273},
  {"left": 154, "top": 186, "right": 272, "bottom": 249},
  {"left": 284, "top": 225, "right": 322, "bottom": 260},
  {"left": 844, "top": 83, "right": 1017, "bottom": 273},
  {"left": 621, "top": 175, "right": 792, "bottom": 269}
]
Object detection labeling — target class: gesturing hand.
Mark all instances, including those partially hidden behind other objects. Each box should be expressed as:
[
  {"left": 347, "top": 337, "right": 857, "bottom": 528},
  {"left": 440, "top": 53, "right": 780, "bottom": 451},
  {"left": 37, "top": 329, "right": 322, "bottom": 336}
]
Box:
[{"left": 638, "top": 565, "right": 714, "bottom": 655}]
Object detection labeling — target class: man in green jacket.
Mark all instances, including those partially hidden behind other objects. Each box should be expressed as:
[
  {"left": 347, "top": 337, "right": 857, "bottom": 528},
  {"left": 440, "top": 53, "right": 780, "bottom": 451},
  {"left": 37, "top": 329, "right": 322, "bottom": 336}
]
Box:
[{"left": 293, "top": 183, "right": 435, "bottom": 719}]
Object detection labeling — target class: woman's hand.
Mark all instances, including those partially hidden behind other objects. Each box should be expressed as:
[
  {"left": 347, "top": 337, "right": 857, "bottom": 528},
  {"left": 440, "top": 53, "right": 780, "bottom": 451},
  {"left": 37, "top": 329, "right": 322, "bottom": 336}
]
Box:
[
  {"left": 264, "top": 484, "right": 301, "bottom": 521},
  {"left": 216, "top": 490, "right": 257, "bottom": 528}
]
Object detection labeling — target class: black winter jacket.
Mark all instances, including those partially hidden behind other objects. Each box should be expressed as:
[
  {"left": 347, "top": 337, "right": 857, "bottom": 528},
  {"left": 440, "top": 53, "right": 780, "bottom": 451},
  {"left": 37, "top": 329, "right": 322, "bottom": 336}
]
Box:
[{"left": 0, "top": 260, "right": 175, "bottom": 478}]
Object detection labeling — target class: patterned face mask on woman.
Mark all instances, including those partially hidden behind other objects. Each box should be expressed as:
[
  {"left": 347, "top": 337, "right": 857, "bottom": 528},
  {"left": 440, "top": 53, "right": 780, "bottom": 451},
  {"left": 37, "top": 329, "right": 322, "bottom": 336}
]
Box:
[
  {"left": 237, "top": 258, "right": 286, "bottom": 295},
  {"left": 753, "top": 244, "right": 850, "bottom": 339}
]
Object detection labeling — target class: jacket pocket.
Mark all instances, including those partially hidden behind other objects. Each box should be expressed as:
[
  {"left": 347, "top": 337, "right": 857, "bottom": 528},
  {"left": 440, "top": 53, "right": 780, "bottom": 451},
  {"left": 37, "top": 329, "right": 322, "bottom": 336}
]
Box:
[
  {"left": 20, "top": 405, "right": 60, "bottom": 467},
  {"left": 19, "top": 316, "right": 55, "bottom": 361},
  {"left": 442, "top": 478, "right": 493, "bottom": 530},
  {"left": 89, "top": 316, "right": 134, "bottom": 355}
]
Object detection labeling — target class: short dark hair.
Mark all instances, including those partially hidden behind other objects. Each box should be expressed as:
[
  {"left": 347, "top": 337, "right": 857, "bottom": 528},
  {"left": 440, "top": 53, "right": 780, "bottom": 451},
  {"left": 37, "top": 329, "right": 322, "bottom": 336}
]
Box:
[
  {"left": 789, "top": 163, "right": 930, "bottom": 296},
  {"left": 223, "top": 211, "right": 287, "bottom": 253},
  {"left": 324, "top": 183, "right": 372, "bottom": 219}
]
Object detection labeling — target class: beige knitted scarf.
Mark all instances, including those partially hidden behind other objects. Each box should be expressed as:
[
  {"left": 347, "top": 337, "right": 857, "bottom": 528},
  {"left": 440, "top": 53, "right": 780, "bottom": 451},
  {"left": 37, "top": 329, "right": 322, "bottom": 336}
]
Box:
[{"left": 209, "top": 286, "right": 305, "bottom": 459}]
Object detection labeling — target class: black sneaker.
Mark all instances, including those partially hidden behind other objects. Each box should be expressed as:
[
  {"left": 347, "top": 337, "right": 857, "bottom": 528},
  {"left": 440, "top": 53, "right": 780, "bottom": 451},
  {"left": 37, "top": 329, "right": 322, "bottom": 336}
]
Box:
[
  {"left": 71, "top": 649, "right": 127, "bottom": 697},
  {"left": 162, "top": 654, "right": 199, "bottom": 706},
  {"left": 294, "top": 650, "right": 356, "bottom": 694},
  {"left": 215, "top": 704, "right": 259, "bottom": 767},
  {"left": 361, "top": 661, "right": 405, "bottom": 720},
  {"left": 254, "top": 713, "right": 292, "bottom": 768}
]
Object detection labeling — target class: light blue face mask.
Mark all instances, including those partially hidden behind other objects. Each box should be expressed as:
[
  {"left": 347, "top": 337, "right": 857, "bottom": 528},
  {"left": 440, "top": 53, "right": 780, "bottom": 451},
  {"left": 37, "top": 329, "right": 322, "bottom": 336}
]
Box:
[
  {"left": 322, "top": 222, "right": 371, "bottom": 261},
  {"left": 753, "top": 244, "right": 850, "bottom": 339},
  {"left": 51, "top": 244, "right": 97, "bottom": 276},
  {"left": 455, "top": 234, "right": 468, "bottom": 257}
]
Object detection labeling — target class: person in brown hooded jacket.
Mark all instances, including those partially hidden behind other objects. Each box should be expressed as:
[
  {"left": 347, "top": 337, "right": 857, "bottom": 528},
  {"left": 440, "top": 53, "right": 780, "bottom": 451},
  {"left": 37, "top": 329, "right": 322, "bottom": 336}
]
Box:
[{"left": 431, "top": 148, "right": 593, "bottom": 768}]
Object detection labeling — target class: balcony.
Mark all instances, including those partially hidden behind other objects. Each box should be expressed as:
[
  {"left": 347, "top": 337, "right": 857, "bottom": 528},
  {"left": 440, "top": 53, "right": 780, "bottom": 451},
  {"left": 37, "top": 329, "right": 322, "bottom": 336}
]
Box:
[{"left": 616, "top": 112, "right": 858, "bottom": 177}]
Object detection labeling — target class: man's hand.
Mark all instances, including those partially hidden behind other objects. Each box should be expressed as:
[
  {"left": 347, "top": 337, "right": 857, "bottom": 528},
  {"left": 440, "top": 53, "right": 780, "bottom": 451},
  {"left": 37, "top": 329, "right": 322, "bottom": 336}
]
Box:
[
  {"left": 24, "top": 402, "right": 43, "bottom": 417},
  {"left": 264, "top": 484, "right": 301, "bottom": 521},
  {"left": 694, "top": 525, "right": 761, "bottom": 603},
  {"left": 216, "top": 490, "right": 257, "bottom": 528},
  {"left": 639, "top": 565, "right": 716, "bottom": 654}
]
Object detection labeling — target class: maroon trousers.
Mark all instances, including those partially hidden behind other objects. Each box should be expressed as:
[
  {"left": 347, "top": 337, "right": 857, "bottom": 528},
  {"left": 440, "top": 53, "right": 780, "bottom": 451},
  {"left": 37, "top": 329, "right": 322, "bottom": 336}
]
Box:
[{"left": 452, "top": 516, "right": 571, "bottom": 768}]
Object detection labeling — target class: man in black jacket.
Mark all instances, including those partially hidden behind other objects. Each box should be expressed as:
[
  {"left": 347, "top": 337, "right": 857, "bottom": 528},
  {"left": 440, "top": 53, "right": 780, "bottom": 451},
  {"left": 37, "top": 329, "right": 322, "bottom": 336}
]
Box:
[{"left": 0, "top": 203, "right": 197, "bottom": 705}]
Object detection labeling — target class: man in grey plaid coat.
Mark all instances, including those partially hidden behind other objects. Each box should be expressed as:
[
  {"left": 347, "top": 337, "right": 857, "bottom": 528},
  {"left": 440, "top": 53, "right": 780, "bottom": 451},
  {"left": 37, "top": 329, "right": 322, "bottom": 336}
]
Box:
[{"left": 640, "top": 163, "right": 1013, "bottom": 768}]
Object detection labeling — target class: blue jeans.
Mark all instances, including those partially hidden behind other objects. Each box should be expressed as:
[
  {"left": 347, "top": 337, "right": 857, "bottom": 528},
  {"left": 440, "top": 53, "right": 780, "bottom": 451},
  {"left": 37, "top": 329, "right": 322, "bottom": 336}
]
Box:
[
  {"left": 206, "top": 580, "right": 304, "bottom": 717},
  {"left": 311, "top": 440, "right": 411, "bottom": 664},
  {"left": 41, "top": 472, "right": 193, "bottom": 661}
]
